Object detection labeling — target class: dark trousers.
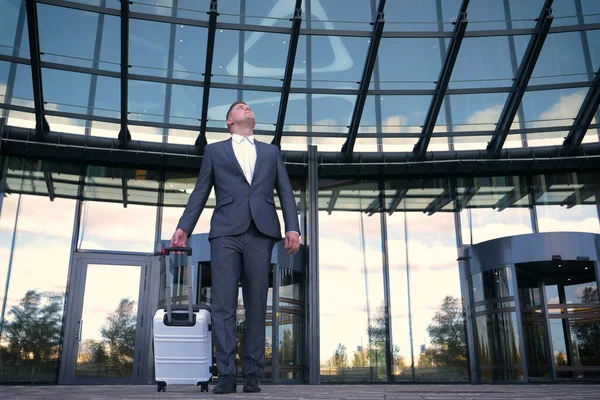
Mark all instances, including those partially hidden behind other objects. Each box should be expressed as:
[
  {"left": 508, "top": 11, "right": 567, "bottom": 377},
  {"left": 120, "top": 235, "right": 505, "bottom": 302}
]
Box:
[{"left": 210, "top": 222, "right": 275, "bottom": 377}]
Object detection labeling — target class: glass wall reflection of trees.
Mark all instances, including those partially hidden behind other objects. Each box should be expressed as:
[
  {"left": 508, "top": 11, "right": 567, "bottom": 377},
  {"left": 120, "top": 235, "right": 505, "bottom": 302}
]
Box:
[{"left": 471, "top": 267, "right": 523, "bottom": 381}]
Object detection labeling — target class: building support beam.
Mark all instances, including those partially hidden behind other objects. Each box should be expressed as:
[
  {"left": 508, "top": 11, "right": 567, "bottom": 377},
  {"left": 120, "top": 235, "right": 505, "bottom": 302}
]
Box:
[
  {"left": 388, "top": 188, "right": 408, "bottom": 215},
  {"left": 43, "top": 166, "right": 55, "bottom": 201},
  {"left": 341, "top": 0, "right": 385, "bottom": 158},
  {"left": 195, "top": 0, "right": 218, "bottom": 153},
  {"left": 326, "top": 188, "right": 339, "bottom": 215},
  {"left": 487, "top": 0, "right": 554, "bottom": 157},
  {"left": 272, "top": 0, "right": 302, "bottom": 148},
  {"left": 563, "top": 67, "right": 600, "bottom": 155},
  {"left": 561, "top": 183, "right": 596, "bottom": 208},
  {"left": 122, "top": 171, "right": 128, "bottom": 208},
  {"left": 494, "top": 177, "right": 529, "bottom": 212},
  {"left": 424, "top": 186, "right": 455, "bottom": 215},
  {"left": 413, "top": 0, "right": 469, "bottom": 160},
  {"left": 24, "top": 0, "right": 50, "bottom": 140},
  {"left": 118, "top": 0, "right": 131, "bottom": 147}
]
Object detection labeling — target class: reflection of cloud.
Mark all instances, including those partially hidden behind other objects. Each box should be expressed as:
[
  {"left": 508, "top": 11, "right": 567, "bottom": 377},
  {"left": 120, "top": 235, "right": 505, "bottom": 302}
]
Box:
[{"left": 227, "top": 0, "right": 352, "bottom": 77}]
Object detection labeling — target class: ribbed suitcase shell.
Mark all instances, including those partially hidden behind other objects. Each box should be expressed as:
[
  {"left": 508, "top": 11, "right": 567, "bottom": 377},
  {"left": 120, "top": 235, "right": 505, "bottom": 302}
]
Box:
[
  {"left": 153, "top": 308, "right": 212, "bottom": 386},
  {"left": 152, "top": 247, "right": 212, "bottom": 392}
]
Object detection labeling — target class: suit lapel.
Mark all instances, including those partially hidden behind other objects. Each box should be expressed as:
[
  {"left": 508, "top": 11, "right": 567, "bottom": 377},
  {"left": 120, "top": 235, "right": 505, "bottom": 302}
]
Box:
[{"left": 223, "top": 138, "right": 245, "bottom": 178}]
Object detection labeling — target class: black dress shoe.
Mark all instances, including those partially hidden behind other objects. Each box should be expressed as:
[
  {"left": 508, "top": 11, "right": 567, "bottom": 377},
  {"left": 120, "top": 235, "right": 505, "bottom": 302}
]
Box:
[
  {"left": 212, "top": 374, "right": 236, "bottom": 394},
  {"left": 243, "top": 373, "right": 261, "bottom": 393}
]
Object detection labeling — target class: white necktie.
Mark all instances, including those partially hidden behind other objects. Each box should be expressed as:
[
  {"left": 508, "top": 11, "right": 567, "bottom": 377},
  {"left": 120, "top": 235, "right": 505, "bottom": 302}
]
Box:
[{"left": 242, "top": 138, "right": 256, "bottom": 184}]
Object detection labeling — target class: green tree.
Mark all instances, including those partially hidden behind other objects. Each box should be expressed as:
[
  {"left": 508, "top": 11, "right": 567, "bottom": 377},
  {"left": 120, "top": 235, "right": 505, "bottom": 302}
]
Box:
[
  {"left": 99, "top": 298, "right": 137, "bottom": 373},
  {"left": 570, "top": 286, "right": 600, "bottom": 365},
  {"left": 0, "top": 290, "right": 64, "bottom": 380},
  {"left": 424, "top": 295, "right": 468, "bottom": 370},
  {"left": 326, "top": 343, "right": 348, "bottom": 369}
]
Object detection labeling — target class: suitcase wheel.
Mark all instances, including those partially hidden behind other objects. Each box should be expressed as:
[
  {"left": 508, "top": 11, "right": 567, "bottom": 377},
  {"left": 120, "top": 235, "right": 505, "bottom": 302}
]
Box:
[
  {"left": 200, "top": 382, "right": 209, "bottom": 392},
  {"left": 157, "top": 381, "right": 166, "bottom": 392}
]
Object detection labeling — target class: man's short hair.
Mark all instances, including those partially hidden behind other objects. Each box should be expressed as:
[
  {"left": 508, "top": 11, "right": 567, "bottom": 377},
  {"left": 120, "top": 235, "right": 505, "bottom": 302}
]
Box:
[{"left": 226, "top": 101, "right": 247, "bottom": 122}]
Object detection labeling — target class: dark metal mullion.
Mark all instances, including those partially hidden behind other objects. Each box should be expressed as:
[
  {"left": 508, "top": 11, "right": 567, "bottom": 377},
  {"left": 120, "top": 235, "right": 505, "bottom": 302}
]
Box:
[
  {"left": 341, "top": 0, "right": 385, "bottom": 157},
  {"left": 487, "top": 0, "right": 554, "bottom": 157},
  {"left": 503, "top": 0, "right": 529, "bottom": 149},
  {"left": 195, "top": 0, "right": 218, "bottom": 152},
  {"left": 2, "top": 1, "right": 26, "bottom": 120},
  {"left": 307, "top": 145, "right": 320, "bottom": 384},
  {"left": 272, "top": 0, "right": 302, "bottom": 148},
  {"left": 118, "top": 0, "right": 131, "bottom": 146},
  {"left": 163, "top": 0, "right": 178, "bottom": 145},
  {"left": 371, "top": 0, "right": 383, "bottom": 152},
  {"left": 493, "top": 177, "right": 529, "bottom": 211},
  {"left": 84, "top": 0, "right": 106, "bottom": 137},
  {"left": 24, "top": 0, "right": 49, "bottom": 140},
  {"left": 562, "top": 67, "right": 600, "bottom": 155},
  {"left": 377, "top": 180, "right": 393, "bottom": 383},
  {"left": 574, "top": 0, "right": 600, "bottom": 142},
  {"left": 436, "top": 0, "right": 455, "bottom": 151},
  {"left": 413, "top": 0, "right": 469, "bottom": 160},
  {"left": 305, "top": 0, "right": 312, "bottom": 147},
  {"left": 237, "top": 0, "right": 245, "bottom": 100}
]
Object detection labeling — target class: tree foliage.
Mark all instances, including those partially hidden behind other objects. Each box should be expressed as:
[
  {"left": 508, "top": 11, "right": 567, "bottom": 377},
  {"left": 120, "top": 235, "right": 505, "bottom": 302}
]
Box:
[{"left": 422, "top": 295, "right": 468, "bottom": 370}]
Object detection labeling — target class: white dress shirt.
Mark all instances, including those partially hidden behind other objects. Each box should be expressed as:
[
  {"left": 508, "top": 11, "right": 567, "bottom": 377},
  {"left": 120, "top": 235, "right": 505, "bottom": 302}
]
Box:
[{"left": 231, "top": 133, "right": 257, "bottom": 184}]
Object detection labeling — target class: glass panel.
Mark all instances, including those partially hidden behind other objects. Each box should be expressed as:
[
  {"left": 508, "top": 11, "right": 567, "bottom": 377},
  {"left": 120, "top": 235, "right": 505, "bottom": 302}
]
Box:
[
  {"left": 278, "top": 268, "right": 304, "bottom": 381},
  {"left": 42, "top": 68, "right": 91, "bottom": 123},
  {"left": 169, "top": 84, "right": 203, "bottom": 126},
  {"left": 0, "top": 195, "right": 74, "bottom": 383},
  {"left": 535, "top": 171, "right": 600, "bottom": 234},
  {"left": 450, "top": 36, "right": 515, "bottom": 89},
  {"left": 130, "top": 0, "right": 172, "bottom": 16},
  {"left": 378, "top": 38, "right": 445, "bottom": 90},
  {"left": 0, "top": 0, "right": 25, "bottom": 58},
  {"left": 129, "top": 19, "right": 170, "bottom": 77},
  {"left": 312, "top": 94, "right": 354, "bottom": 134},
  {"left": 176, "top": 0, "right": 211, "bottom": 21},
  {"left": 385, "top": 0, "right": 458, "bottom": 32},
  {"left": 448, "top": 92, "right": 511, "bottom": 151},
  {"left": 98, "top": 14, "right": 120, "bottom": 72},
  {"left": 518, "top": 32, "right": 588, "bottom": 85},
  {"left": 475, "top": 311, "right": 522, "bottom": 368},
  {"left": 38, "top": 4, "right": 99, "bottom": 68},
  {"left": 310, "top": 36, "right": 369, "bottom": 89},
  {"left": 406, "top": 211, "right": 468, "bottom": 381},
  {"left": 75, "top": 264, "right": 141, "bottom": 378},
  {"left": 460, "top": 0, "right": 508, "bottom": 31},
  {"left": 240, "top": 31, "right": 292, "bottom": 86},
  {"left": 508, "top": 0, "right": 546, "bottom": 29},
  {"left": 582, "top": 0, "right": 600, "bottom": 24},
  {"left": 472, "top": 267, "right": 514, "bottom": 306},
  {"left": 173, "top": 24, "right": 207, "bottom": 81},
  {"left": 520, "top": 88, "right": 588, "bottom": 146},
  {"left": 318, "top": 180, "right": 387, "bottom": 383},
  {"left": 308, "top": 0, "right": 373, "bottom": 31},
  {"left": 386, "top": 212, "right": 412, "bottom": 381}
]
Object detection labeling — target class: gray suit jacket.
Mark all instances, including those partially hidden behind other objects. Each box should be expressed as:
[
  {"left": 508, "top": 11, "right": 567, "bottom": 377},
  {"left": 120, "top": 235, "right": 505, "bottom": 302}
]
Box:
[{"left": 177, "top": 138, "right": 300, "bottom": 241}]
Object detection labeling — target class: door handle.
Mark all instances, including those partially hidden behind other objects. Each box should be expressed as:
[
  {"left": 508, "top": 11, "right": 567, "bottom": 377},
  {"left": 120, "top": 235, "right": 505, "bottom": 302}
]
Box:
[{"left": 75, "top": 320, "right": 83, "bottom": 342}]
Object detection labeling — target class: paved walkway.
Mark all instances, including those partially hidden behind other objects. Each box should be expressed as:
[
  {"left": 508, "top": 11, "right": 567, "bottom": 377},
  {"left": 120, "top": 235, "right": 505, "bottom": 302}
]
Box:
[{"left": 2, "top": 384, "right": 599, "bottom": 399}]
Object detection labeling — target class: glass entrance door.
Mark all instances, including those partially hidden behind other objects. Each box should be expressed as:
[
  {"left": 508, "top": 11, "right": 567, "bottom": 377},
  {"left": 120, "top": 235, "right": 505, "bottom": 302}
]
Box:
[
  {"left": 59, "top": 253, "right": 152, "bottom": 384},
  {"left": 545, "top": 261, "right": 600, "bottom": 380},
  {"left": 517, "top": 260, "right": 600, "bottom": 381}
]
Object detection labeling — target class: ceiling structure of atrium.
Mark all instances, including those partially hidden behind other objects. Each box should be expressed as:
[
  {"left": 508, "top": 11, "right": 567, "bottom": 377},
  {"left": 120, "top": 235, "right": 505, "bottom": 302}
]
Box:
[{"left": 0, "top": 0, "right": 599, "bottom": 212}]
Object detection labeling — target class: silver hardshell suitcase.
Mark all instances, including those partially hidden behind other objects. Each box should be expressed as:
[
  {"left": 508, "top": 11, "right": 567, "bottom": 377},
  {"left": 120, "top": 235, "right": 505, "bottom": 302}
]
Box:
[{"left": 153, "top": 247, "right": 212, "bottom": 393}]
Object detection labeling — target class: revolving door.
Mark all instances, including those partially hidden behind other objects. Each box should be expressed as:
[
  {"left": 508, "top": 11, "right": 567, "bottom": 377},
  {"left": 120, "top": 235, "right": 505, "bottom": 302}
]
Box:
[{"left": 463, "top": 232, "right": 600, "bottom": 382}]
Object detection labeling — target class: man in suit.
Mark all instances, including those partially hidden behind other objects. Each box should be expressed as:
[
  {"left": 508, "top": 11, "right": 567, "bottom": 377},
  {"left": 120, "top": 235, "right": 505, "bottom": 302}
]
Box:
[{"left": 170, "top": 101, "right": 300, "bottom": 394}]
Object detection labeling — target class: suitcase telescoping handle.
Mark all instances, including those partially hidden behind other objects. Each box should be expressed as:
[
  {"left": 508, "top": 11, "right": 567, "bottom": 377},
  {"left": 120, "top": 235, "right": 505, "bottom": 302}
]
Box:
[
  {"left": 160, "top": 246, "right": 192, "bottom": 256},
  {"left": 160, "top": 246, "right": 194, "bottom": 325}
]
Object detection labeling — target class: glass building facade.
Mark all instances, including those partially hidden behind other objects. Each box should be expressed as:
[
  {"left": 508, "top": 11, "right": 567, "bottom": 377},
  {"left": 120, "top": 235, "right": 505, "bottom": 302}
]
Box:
[{"left": 1, "top": 0, "right": 599, "bottom": 385}]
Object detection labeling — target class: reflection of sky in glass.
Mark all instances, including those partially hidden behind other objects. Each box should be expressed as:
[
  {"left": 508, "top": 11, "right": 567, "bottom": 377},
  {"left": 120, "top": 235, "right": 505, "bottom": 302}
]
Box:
[{"left": 79, "top": 264, "right": 141, "bottom": 342}]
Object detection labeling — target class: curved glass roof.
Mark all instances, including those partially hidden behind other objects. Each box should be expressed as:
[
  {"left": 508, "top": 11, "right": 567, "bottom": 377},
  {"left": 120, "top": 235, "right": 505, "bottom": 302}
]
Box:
[{"left": 1, "top": 0, "right": 599, "bottom": 156}]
